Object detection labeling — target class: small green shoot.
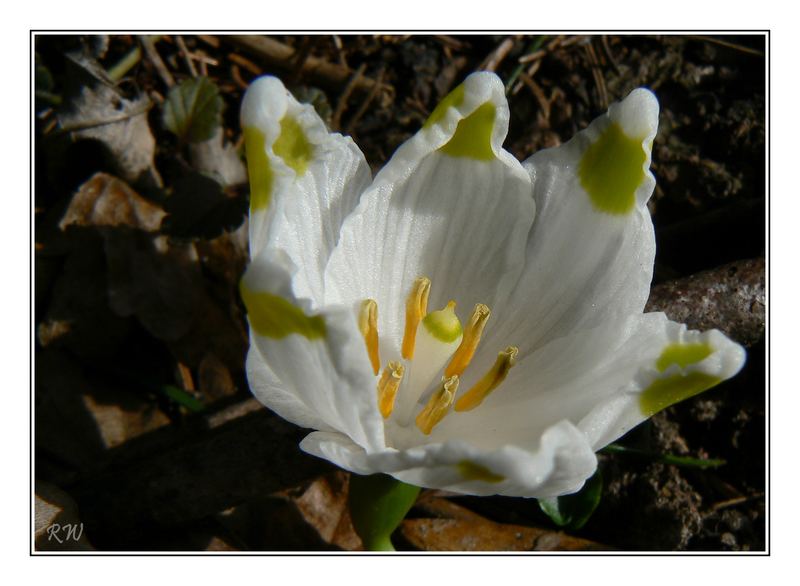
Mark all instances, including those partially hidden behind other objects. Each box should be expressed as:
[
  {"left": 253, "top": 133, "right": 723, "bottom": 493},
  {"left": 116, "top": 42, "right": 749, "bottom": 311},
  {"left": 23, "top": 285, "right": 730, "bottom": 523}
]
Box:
[
  {"left": 162, "top": 76, "right": 224, "bottom": 143},
  {"left": 538, "top": 468, "right": 602, "bottom": 530}
]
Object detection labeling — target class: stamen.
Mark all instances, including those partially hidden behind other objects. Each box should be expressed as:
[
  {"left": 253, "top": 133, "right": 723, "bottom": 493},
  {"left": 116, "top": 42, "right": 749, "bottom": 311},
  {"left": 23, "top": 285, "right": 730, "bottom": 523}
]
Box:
[
  {"left": 401, "top": 277, "right": 431, "bottom": 359},
  {"left": 377, "top": 361, "right": 404, "bottom": 419},
  {"left": 415, "top": 375, "right": 459, "bottom": 435},
  {"left": 445, "top": 303, "right": 490, "bottom": 377},
  {"left": 454, "top": 346, "right": 519, "bottom": 412},
  {"left": 358, "top": 299, "right": 380, "bottom": 375}
]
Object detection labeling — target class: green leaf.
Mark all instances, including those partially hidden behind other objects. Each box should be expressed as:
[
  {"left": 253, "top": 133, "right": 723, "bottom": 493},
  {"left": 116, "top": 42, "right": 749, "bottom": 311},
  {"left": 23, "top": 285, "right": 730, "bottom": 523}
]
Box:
[
  {"left": 538, "top": 468, "right": 602, "bottom": 530},
  {"left": 348, "top": 473, "right": 420, "bottom": 551},
  {"left": 162, "top": 76, "right": 223, "bottom": 143},
  {"left": 162, "top": 384, "right": 205, "bottom": 412},
  {"left": 601, "top": 443, "right": 726, "bottom": 469}
]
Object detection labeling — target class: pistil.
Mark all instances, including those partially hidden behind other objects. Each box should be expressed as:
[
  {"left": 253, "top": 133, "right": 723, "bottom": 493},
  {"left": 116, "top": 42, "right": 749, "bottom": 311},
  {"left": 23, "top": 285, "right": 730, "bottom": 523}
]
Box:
[{"left": 393, "top": 300, "right": 462, "bottom": 426}]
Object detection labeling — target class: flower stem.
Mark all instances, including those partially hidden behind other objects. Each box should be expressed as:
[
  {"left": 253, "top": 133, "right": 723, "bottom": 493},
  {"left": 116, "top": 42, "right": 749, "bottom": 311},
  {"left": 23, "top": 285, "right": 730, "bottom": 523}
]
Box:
[{"left": 348, "top": 473, "right": 420, "bottom": 551}]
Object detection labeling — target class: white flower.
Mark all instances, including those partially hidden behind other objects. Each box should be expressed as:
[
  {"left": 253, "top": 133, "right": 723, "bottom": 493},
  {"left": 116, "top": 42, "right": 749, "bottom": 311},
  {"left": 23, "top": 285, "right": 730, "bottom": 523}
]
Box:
[{"left": 239, "top": 72, "right": 745, "bottom": 498}]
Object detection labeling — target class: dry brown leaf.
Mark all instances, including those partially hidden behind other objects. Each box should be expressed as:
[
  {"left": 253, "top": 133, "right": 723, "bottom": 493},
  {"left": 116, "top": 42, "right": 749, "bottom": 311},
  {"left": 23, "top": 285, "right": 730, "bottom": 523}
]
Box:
[
  {"left": 58, "top": 83, "right": 156, "bottom": 183},
  {"left": 59, "top": 172, "right": 165, "bottom": 232},
  {"left": 278, "top": 471, "right": 363, "bottom": 550},
  {"left": 35, "top": 481, "right": 94, "bottom": 551},
  {"left": 402, "top": 496, "right": 610, "bottom": 551},
  {"left": 401, "top": 517, "right": 610, "bottom": 552}
]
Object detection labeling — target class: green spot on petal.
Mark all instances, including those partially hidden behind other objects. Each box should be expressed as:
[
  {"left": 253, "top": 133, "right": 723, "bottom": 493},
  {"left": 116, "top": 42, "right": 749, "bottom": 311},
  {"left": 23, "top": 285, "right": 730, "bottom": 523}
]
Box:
[
  {"left": 656, "top": 342, "right": 714, "bottom": 372},
  {"left": 457, "top": 460, "right": 505, "bottom": 484},
  {"left": 578, "top": 122, "right": 647, "bottom": 215},
  {"left": 422, "top": 301, "right": 463, "bottom": 343},
  {"left": 423, "top": 83, "right": 465, "bottom": 129},
  {"left": 243, "top": 127, "right": 274, "bottom": 211},
  {"left": 240, "top": 282, "right": 326, "bottom": 340},
  {"left": 639, "top": 372, "right": 722, "bottom": 417},
  {"left": 439, "top": 102, "right": 497, "bottom": 161},
  {"left": 273, "top": 115, "right": 314, "bottom": 176}
]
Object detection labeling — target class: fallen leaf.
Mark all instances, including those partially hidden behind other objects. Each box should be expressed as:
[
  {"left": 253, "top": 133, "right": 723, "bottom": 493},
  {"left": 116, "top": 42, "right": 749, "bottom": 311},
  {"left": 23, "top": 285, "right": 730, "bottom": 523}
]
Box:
[
  {"left": 58, "top": 82, "right": 156, "bottom": 184},
  {"left": 59, "top": 172, "right": 165, "bottom": 232},
  {"left": 401, "top": 496, "right": 611, "bottom": 551},
  {"left": 401, "top": 517, "right": 610, "bottom": 552},
  {"left": 35, "top": 481, "right": 94, "bottom": 551},
  {"left": 277, "top": 471, "right": 363, "bottom": 550}
]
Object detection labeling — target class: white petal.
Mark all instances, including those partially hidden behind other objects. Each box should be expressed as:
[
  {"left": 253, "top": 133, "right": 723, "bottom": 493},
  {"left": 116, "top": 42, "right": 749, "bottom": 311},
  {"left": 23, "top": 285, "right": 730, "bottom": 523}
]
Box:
[
  {"left": 242, "top": 251, "right": 385, "bottom": 452},
  {"left": 577, "top": 316, "right": 746, "bottom": 450},
  {"left": 245, "top": 346, "right": 333, "bottom": 432},
  {"left": 479, "top": 88, "right": 659, "bottom": 366},
  {"left": 434, "top": 312, "right": 745, "bottom": 452},
  {"left": 324, "top": 72, "right": 535, "bottom": 356},
  {"left": 300, "top": 419, "right": 597, "bottom": 498},
  {"left": 241, "top": 76, "right": 371, "bottom": 305}
]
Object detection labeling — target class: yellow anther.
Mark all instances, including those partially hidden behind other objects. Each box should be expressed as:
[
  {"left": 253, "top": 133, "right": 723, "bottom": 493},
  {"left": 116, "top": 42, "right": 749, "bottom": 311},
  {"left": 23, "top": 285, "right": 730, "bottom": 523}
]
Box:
[
  {"left": 401, "top": 277, "right": 431, "bottom": 359},
  {"left": 377, "top": 361, "right": 404, "bottom": 419},
  {"left": 358, "top": 299, "right": 380, "bottom": 375},
  {"left": 454, "top": 346, "right": 519, "bottom": 412},
  {"left": 415, "top": 375, "right": 459, "bottom": 435},
  {"left": 445, "top": 303, "right": 490, "bottom": 377}
]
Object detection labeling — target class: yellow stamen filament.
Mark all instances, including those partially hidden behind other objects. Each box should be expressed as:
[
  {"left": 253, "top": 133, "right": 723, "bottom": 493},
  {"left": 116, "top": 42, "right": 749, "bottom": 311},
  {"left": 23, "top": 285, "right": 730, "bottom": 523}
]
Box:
[
  {"left": 415, "top": 375, "right": 459, "bottom": 435},
  {"left": 454, "top": 346, "right": 519, "bottom": 412},
  {"left": 377, "top": 361, "right": 404, "bottom": 419},
  {"left": 445, "top": 303, "right": 490, "bottom": 377},
  {"left": 358, "top": 299, "right": 380, "bottom": 375},
  {"left": 401, "top": 277, "right": 431, "bottom": 359}
]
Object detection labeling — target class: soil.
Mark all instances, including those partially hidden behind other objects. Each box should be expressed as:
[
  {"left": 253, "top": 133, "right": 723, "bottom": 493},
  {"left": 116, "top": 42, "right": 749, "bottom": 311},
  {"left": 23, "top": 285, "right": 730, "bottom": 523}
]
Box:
[{"left": 33, "top": 34, "right": 766, "bottom": 551}]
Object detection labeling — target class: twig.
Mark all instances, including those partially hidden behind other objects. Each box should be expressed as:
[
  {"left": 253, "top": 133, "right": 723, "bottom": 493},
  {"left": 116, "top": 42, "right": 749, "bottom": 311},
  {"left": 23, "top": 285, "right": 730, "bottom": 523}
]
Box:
[
  {"left": 197, "top": 35, "right": 220, "bottom": 49},
  {"left": 519, "top": 73, "right": 550, "bottom": 120},
  {"left": 230, "top": 64, "right": 248, "bottom": 91},
  {"left": 226, "top": 35, "right": 379, "bottom": 94},
  {"left": 584, "top": 42, "right": 608, "bottom": 110},
  {"left": 138, "top": 35, "right": 174, "bottom": 88},
  {"left": 194, "top": 51, "right": 216, "bottom": 77},
  {"left": 346, "top": 67, "right": 385, "bottom": 135},
  {"left": 506, "top": 35, "right": 548, "bottom": 94},
  {"left": 175, "top": 35, "right": 198, "bottom": 78},
  {"left": 332, "top": 34, "right": 348, "bottom": 68},
  {"left": 434, "top": 35, "right": 467, "bottom": 50},
  {"left": 708, "top": 492, "right": 765, "bottom": 513},
  {"left": 286, "top": 36, "right": 313, "bottom": 87},
  {"left": 480, "top": 36, "right": 516, "bottom": 72},
  {"left": 689, "top": 35, "right": 765, "bottom": 57},
  {"left": 56, "top": 100, "right": 153, "bottom": 134},
  {"left": 228, "top": 52, "right": 262, "bottom": 76},
  {"left": 332, "top": 63, "right": 366, "bottom": 132},
  {"left": 514, "top": 61, "right": 542, "bottom": 96},
  {"left": 600, "top": 35, "right": 621, "bottom": 75}
]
